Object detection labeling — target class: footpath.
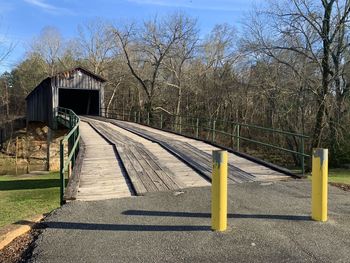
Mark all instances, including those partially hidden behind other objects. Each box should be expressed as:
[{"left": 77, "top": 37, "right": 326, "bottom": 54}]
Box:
[{"left": 29, "top": 180, "right": 350, "bottom": 263}]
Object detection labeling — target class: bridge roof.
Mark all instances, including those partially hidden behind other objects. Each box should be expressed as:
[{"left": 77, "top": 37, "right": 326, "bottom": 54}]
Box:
[
  {"left": 55, "top": 67, "right": 107, "bottom": 83},
  {"left": 25, "top": 67, "right": 106, "bottom": 100}
]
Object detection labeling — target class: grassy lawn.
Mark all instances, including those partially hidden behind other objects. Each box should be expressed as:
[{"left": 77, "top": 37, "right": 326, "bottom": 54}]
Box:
[
  {"left": 307, "top": 169, "right": 350, "bottom": 185},
  {"left": 328, "top": 169, "right": 350, "bottom": 184},
  {"left": 0, "top": 172, "right": 60, "bottom": 228}
]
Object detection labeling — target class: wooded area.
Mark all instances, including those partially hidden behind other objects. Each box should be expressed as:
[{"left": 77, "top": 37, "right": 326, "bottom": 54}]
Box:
[{"left": 1, "top": 0, "right": 349, "bottom": 167}]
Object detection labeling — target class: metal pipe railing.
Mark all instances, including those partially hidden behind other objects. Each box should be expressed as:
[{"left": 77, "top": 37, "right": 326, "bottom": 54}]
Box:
[
  {"left": 102, "top": 108, "right": 310, "bottom": 175},
  {"left": 57, "top": 107, "right": 80, "bottom": 205}
]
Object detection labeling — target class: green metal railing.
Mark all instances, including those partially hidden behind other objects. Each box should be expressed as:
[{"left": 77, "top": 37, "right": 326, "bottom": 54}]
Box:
[
  {"left": 104, "top": 109, "right": 310, "bottom": 175},
  {"left": 57, "top": 107, "right": 80, "bottom": 205}
]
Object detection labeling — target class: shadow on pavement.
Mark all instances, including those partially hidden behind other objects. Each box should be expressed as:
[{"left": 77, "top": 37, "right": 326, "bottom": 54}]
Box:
[
  {"left": 14, "top": 211, "right": 311, "bottom": 234},
  {"left": 39, "top": 222, "right": 210, "bottom": 231},
  {"left": 122, "top": 210, "right": 311, "bottom": 221}
]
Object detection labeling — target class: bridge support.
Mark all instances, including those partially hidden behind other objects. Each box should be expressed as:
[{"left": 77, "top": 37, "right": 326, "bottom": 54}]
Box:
[
  {"left": 312, "top": 148, "right": 328, "bottom": 222},
  {"left": 211, "top": 150, "right": 228, "bottom": 231}
]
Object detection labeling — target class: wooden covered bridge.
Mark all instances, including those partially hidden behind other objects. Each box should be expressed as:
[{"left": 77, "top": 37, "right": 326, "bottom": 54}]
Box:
[{"left": 26, "top": 68, "right": 306, "bottom": 203}]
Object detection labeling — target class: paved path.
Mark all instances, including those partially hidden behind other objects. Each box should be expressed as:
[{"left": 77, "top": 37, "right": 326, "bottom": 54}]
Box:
[{"left": 29, "top": 181, "right": 350, "bottom": 263}]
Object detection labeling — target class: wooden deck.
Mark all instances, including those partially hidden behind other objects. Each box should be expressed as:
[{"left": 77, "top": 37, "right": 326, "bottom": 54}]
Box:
[
  {"left": 77, "top": 122, "right": 133, "bottom": 201},
  {"left": 75, "top": 116, "right": 290, "bottom": 201},
  {"left": 97, "top": 118, "right": 288, "bottom": 182},
  {"left": 81, "top": 117, "right": 209, "bottom": 194}
]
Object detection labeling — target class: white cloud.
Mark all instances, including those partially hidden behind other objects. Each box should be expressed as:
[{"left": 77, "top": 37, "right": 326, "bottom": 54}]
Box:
[
  {"left": 126, "top": 0, "right": 256, "bottom": 11},
  {"left": 23, "top": 0, "right": 74, "bottom": 15}
]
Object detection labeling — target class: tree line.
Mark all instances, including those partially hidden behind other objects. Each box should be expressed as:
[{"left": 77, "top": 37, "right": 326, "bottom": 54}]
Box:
[{"left": 1, "top": 0, "right": 349, "bottom": 167}]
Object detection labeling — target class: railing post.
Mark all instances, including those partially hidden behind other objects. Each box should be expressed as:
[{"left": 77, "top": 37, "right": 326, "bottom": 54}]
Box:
[
  {"left": 147, "top": 112, "right": 150, "bottom": 125},
  {"left": 59, "top": 140, "right": 65, "bottom": 205},
  {"left": 231, "top": 122, "right": 234, "bottom": 149},
  {"left": 301, "top": 137, "right": 305, "bottom": 176},
  {"left": 138, "top": 111, "right": 141, "bottom": 123},
  {"left": 160, "top": 113, "right": 163, "bottom": 129},
  {"left": 0, "top": 128, "right": 3, "bottom": 150},
  {"left": 179, "top": 116, "right": 182, "bottom": 133},
  {"left": 312, "top": 148, "right": 328, "bottom": 222},
  {"left": 77, "top": 125, "right": 80, "bottom": 156},
  {"left": 72, "top": 130, "right": 76, "bottom": 168},
  {"left": 196, "top": 118, "right": 199, "bottom": 138},
  {"left": 211, "top": 150, "right": 228, "bottom": 231},
  {"left": 236, "top": 124, "right": 240, "bottom": 151},
  {"left": 212, "top": 120, "right": 216, "bottom": 142},
  {"left": 122, "top": 108, "right": 125, "bottom": 121},
  {"left": 70, "top": 112, "right": 73, "bottom": 129},
  {"left": 134, "top": 112, "right": 137, "bottom": 123},
  {"left": 171, "top": 115, "right": 178, "bottom": 132}
]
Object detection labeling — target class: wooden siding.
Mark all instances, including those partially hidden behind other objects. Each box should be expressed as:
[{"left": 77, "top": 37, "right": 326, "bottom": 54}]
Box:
[
  {"left": 54, "top": 69, "right": 103, "bottom": 90},
  {"left": 26, "top": 68, "right": 105, "bottom": 129},
  {"left": 26, "top": 78, "right": 54, "bottom": 128}
]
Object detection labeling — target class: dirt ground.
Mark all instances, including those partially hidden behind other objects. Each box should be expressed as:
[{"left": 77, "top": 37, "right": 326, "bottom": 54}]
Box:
[
  {"left": 0, "top": 226, "right": 43, "bottom": 263},
  {"left": 330, "top": 182, "right": 350, "bottom": 191}
]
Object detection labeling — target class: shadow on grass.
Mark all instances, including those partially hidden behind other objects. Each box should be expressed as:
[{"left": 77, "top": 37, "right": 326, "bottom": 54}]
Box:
[
  {"left": 0, "top": 179, "right": 67, "bottom": 191},
  {"left": 122, "top": 210, "right": 311, "bottom": 221}
]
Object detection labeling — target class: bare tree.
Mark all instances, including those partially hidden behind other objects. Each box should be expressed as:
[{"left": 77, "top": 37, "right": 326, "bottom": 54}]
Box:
[
  {"left": 243, "top": 0, "right": 350, "bottom": 148},
  {"left": 77, "top": 18, "right": 114, "bottom": 75},
  {"left": 30, "top": 26, "right": 64, "bottom": 76},
  {"left": 112, "top": 13, "right": 198, "bottom": 112},
  {"left": 0, "top": 37, "right": 14, "bottom": 68},
  {"left": 200, "top": 24, "right": 238, "bottom": 120},
  {"left": 161, "top": 15, "right": 198, "bottom": 126}
]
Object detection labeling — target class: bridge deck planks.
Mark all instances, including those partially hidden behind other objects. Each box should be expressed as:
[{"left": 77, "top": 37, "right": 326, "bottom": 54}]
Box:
[
  {"left": 104, "top": 120, "right": 255, "bottom": 183},
  {"left": 104, "top": 119, "right": 289, "bottom": 182},
  {"left": 77, "top": 116, "right": 289, "bottom": 202},
  {"left": 84, "top": 118, "right": 189, "bottom": 195},
  {"left": 93, "top": 120, "right": 209, "bottom": 188},
  {"left": 76, "top": 121, "right": 133, "bottom": 201}
]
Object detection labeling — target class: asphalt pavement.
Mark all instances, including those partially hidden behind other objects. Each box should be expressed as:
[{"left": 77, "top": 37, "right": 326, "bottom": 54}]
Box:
[{"left": 28, "top": 180, "right": 350, "bottom": 263}]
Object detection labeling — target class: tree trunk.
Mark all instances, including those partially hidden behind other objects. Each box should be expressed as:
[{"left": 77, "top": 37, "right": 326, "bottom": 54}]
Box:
[
  {"left": 106, "top": 83, "right": 120, "bottom": 117},
  {"left": 311, "top": 1, "right": 333, "bottom": 148},
  {"left": 5, "top": 80, "right": 9, "bottom": 119},
  {"left": 175, "top": 86, "right": 182, "bottom": 132}
]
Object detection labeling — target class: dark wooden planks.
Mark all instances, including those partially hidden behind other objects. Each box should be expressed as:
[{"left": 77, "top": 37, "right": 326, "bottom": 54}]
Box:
[
  {"left": 112, "top": 120, "right": 256, "bottom": 183},
  {"left": 117, "top": 146, "right": 150, "bottom": 195},
  {"left": 86, "top": 119, "right": 183, "bottom": 195}
]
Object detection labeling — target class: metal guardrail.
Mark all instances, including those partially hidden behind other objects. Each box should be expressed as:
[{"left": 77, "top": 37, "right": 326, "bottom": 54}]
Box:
[
  {"left": 103, "top": 109, "right": 310, "bottom": 175},
  {"left": 57, "top": 107, "right": 80, "bottom": 205}
]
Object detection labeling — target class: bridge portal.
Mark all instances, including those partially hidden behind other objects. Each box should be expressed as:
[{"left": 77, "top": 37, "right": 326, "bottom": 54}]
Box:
[
  {"left": 58, "top": 88, "right": 100, "bottom": 115},
  {"left": 26, "top": 67, "right": 106, "bottom": 128}
]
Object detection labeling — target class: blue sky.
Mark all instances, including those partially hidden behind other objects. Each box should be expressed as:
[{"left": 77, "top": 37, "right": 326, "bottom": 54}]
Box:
[{"left": 0, "top": 0, "right": 261, "bottom": 73}]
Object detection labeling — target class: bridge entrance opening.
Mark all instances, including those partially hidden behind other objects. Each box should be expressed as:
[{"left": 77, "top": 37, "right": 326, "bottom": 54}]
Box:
[{"left": 58, "top": 88, "right": 100, "bottom": 115}]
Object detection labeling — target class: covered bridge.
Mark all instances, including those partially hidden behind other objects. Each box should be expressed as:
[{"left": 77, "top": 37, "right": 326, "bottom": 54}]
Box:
[{"left": 26, "top": 67, "right": 106, "bottom": 128}]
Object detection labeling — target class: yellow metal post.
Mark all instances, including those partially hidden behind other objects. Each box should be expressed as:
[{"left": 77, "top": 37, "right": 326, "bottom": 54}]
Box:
[
  {"left": 312, "top": 148, "right": 328, "bottom": 222},
  {"left": 211, "top": 150, "right": 228, "bottom": 231}
]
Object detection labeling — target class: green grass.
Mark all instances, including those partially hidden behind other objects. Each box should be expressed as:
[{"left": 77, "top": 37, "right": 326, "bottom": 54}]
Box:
[
  {"left": 307, "top": 169, "right": 350, "bottom": 185},
  {"left": 328, "top": 169, "right": 350, "bottom": 184},
  {"left": 0, "top": 173, "right": 60, "bottom": 228}
]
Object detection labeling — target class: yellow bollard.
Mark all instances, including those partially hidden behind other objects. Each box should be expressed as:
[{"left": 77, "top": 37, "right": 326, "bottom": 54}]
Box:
[
  {"left": 312, "top": 148, "right": 328, "bottom": 222},
  {"left": 211, "top": 150, "right": 228, "bottom": 231}
]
